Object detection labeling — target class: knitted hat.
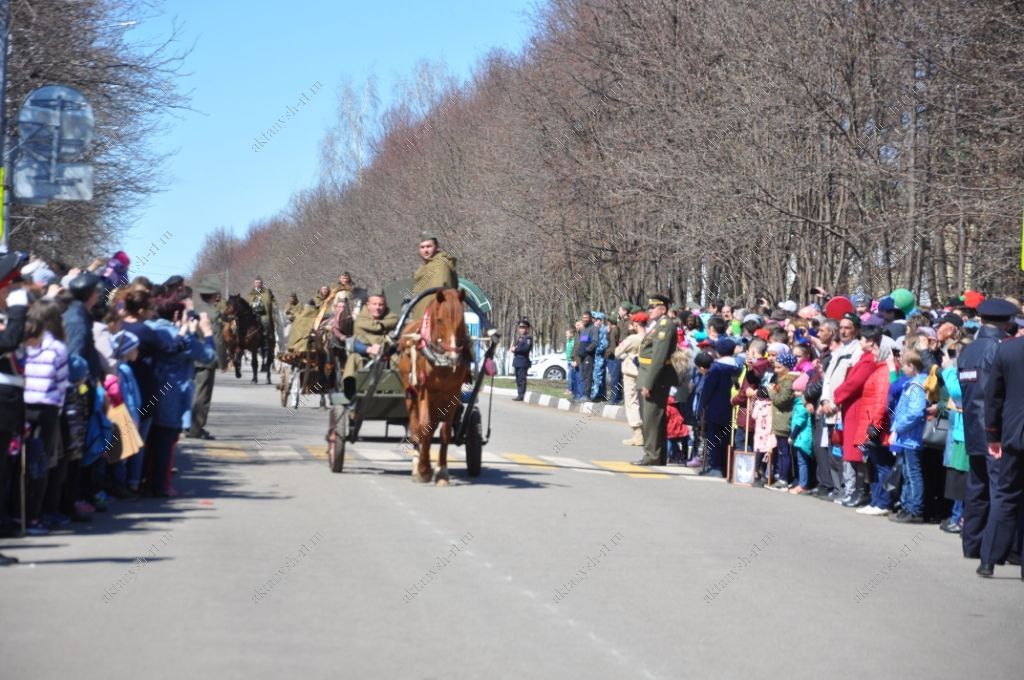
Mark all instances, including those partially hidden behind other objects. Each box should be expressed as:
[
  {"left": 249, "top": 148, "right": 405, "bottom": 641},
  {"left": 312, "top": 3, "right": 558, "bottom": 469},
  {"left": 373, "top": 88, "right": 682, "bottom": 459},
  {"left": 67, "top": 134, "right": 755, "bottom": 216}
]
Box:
[
  {"left": 768, "top": 342, "right": 789, "bottom": 356},
  {"left": 113, "top": 331, "right": 140, "bottom": 359},
  {"left": 68, "top": 354, "right": 89, "bottom": 383},
  {"left": 776, "top": 352, "right": 798, "bottom": 370}
]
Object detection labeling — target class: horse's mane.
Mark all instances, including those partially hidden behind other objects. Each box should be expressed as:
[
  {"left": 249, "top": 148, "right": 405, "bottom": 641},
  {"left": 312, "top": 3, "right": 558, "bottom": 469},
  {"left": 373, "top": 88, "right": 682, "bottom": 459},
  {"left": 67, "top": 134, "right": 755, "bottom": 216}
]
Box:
[
  {"left": 401, "top": 288, "right": 465, "bottom": 340},
  {"left": 429, "top": 289, "right": 466, "bottom": 334},
  {"left": 226, "top": 294, "right": 254, "bottom": 317}
]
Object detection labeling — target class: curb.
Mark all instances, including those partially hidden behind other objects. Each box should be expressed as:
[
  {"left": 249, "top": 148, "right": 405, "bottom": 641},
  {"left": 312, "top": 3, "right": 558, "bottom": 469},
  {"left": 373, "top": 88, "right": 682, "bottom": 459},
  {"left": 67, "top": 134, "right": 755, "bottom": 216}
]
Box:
[{"left": 482, "top": 385, "right": 626, "bottom": 422}]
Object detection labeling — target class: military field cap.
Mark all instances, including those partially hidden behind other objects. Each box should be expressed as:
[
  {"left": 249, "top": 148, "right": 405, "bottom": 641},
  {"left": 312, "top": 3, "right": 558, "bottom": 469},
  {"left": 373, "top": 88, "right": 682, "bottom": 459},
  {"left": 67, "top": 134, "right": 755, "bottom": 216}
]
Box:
[
  {"left": 977, "top": 298, "right": 1016, "bottom": 321},
  {"left": 518, "top": 318, "right": 531, "bottom": 328},
  {"left": 646, "top": 293, "right": 670, "bottom": 308},
  {"left": 195, "top": 278, "right": 220, "bottom": 296},
  {"left": 419, "top": 230, "right": 439, "bottom": 243}
]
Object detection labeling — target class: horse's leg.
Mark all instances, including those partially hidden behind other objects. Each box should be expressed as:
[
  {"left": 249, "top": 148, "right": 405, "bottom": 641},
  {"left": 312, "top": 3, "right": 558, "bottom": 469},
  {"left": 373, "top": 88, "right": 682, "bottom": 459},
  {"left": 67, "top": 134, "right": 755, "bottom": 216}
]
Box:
[
  {"left": 410, "top": 390, "right": 433, "bottom": 483},
  {"left": 266, "top": 335, "right": 275, "bottom": 384},
  {"left": 435, "top": 392, "right": 451, "bottom": 486},
  {"left": 234, "top": 349, "right": 242, "bottom": 379},
  {"left": 250, "top": 344, "right": 258, "bottom": 384}
]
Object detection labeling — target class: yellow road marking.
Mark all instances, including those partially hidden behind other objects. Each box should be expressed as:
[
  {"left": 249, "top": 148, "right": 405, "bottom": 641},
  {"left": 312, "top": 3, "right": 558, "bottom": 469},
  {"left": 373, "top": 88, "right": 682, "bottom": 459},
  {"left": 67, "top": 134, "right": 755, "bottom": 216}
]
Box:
[
  {"left": 503, "top": 453, "right": 556, "bottom": 470},
  {"left": 201, "top": 444, "right": 247, "bottom": 460},
  {"left": 592, "top": 460, "right": 670, "bottom": 479},
  {"left": 305, "top": 445, "right": 327, "bottom": 459}
]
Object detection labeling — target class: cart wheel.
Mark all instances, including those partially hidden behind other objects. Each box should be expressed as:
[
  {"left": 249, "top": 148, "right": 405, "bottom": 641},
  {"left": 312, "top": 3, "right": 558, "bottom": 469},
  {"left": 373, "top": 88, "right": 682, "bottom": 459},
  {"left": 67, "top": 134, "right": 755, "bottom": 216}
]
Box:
[
  {"left": 328, "top": 408, "right": 348, "bottom": 473},
  {"left": 464, "top": 408, "right": 483, "bottom": 478}
]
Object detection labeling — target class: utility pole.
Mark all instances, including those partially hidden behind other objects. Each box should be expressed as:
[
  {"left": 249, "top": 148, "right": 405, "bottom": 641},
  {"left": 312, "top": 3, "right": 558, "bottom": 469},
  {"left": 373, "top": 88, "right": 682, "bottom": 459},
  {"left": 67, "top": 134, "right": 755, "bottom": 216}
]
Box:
[{"left": 0, "top": 0, "right": 11, "bottom": 253}]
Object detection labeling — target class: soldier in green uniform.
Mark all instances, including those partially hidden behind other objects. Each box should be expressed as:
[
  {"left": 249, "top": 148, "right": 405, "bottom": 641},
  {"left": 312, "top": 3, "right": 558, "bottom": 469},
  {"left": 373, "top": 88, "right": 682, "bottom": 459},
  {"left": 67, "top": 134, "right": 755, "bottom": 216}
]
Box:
[
  {"left": 410, "top": 231, "right": 459, "bottom": 319},
  {"left": 248, "top": 277, "right": 276, "bottom": 340},
  {"left": 284, "top": 293, "right": 300, "bottom": 324},
  {"left": 188, "top": 277, "right": 225, "bottom": 439},
  {"left": 342, "top": 292, "right": 399, "bottom": 398},
  {"left": 634, "top": 293, "right": 679, "bottom": 466}
]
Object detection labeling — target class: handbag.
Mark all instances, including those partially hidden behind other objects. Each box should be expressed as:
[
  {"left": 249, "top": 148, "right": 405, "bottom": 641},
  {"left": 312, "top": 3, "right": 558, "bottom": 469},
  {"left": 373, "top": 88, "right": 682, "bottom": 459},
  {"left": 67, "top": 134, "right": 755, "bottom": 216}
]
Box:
[
  {"left": 921, "top": 411, "right": 950, "bottom": 450},
  {"left": 884, "top": 454, "right": 904, "bottom": 493}
]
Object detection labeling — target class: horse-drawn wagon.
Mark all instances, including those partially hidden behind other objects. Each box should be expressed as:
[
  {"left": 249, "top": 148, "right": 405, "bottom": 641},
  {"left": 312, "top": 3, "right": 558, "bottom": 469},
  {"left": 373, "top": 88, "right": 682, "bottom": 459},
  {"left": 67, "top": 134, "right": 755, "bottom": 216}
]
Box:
[
  {"left": 277, "top": 289, "right": 367, "bottom": 408},
  {"left": 325, "top": 279, "right": 499, "bottom": 483}
]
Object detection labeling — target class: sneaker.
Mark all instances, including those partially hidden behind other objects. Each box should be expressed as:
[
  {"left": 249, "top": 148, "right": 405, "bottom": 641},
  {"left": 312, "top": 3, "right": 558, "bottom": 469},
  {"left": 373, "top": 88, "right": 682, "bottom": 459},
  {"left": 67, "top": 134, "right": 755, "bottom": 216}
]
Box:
[
  {"left": 769, "top": 480, "right": 789, "bottom": 491},
  {"left": 74, "top": 500, "right": 96, "bottom": 515},
  {"left": 25, "top": 521, "right": 49, "bottom": 536},
  {"left": 889, "top": 509, "right": 924, "bottom": 524},
  {"left": 857, "top": 505, "right": 890, "bottom": 516},
  {"left": 686, "top": 458, "right": 703, "bottom": 468}
]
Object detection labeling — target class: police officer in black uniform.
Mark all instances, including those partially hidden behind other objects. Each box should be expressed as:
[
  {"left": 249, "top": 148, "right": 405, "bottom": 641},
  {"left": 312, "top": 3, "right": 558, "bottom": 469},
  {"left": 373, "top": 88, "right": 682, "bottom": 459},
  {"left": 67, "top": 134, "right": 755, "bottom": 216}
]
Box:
[
  {"left": 511, "top": 319, "right": 533, "bottom": 401},
  {"left": 959, "top": 298, "right": 1016, "bottom": 560},
  {"left": 0, "top": 252, "right": 28, "bottom": 564},
  {"left": 978, "top": 302, "right": 1024, "bottom": 579}
]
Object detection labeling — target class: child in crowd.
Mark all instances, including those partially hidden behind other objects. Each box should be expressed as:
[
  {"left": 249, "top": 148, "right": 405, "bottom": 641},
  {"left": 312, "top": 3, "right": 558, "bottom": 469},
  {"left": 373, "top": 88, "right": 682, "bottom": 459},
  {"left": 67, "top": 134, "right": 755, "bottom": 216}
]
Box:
[
  {"left": 21, "top": 300, "right": 69, "bottom": 535},
  {"left": 889, "top": 349, "right": 928, "bottom": 523},
  {"left": 768, "top": 351, "right": 797, "bottom": 490},
  {"left": 60, "top": 355, "right": 94, "bottom": 521},
  {"left": 788, "top": 372, "right": 816, "bottom": 494},
  {"left": 104, "top": 331, "right": 144, "bottom": 498}
]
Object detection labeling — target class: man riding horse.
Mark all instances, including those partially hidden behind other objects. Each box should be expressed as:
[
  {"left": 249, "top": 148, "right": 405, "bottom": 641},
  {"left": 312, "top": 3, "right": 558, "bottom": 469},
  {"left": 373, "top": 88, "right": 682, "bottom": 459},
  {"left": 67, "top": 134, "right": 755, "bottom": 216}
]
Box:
[
  {"left": 248, "top": 277, "right": 277, "bottom": 373},
  {"left": 398, "top": 232, "right": 476, "bottom": 484}
]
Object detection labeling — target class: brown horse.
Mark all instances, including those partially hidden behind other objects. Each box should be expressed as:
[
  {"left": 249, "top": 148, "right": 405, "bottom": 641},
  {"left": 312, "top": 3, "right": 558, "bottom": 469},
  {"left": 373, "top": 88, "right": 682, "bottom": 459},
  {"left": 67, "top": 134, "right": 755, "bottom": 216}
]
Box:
[
  {"left": 223, "top": 294, "right": 264, "bottom": 383},
  {"left": 397, "top": 289, "right": 472, "bottom": 485}
]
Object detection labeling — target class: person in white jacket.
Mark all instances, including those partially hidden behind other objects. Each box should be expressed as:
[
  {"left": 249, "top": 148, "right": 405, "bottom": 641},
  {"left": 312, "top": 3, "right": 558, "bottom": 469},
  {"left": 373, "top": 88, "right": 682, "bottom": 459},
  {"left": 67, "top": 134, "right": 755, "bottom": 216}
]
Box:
[{"left": 615, "top": 312, "right": 648, "bottom": 445}]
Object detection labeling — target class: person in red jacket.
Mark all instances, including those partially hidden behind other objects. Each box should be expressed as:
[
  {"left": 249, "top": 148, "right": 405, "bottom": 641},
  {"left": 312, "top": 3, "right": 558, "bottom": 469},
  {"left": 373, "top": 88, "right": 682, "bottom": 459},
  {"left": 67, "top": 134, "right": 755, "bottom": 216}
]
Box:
[
  {"left": 833, "top": 326, "right": 879, "bottom": 507},
  {"left": 853, "top": 326, "right": 898, "bottom": 516}
]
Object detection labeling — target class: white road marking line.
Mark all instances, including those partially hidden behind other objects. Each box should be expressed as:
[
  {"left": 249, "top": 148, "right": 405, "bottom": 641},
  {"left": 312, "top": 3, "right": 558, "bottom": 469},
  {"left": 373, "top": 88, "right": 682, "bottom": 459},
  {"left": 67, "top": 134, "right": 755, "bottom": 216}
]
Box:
[{"left": 540, "top": 456, "right": 614, "bottom": 475}]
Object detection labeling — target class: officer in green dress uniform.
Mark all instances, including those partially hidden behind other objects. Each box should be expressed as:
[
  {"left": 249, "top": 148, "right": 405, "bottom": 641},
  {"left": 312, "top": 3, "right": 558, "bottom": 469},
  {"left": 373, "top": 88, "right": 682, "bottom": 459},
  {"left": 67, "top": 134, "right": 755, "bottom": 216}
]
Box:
[
  {"left": 634, "top": 293, "right": 679, "bottom": 466},
  {"left": 188, "top": 277, "right": 225, "bottom": 439}
]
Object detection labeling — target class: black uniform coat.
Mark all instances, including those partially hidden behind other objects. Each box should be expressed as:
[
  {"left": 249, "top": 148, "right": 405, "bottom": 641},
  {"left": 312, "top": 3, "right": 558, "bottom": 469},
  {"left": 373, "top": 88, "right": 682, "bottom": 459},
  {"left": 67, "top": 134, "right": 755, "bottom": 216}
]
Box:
[
  {"left": 512, "top": 333, "right": 533, "bottom": 368},
  {"left": 986, "top": 336, "right": 1024, "bottom": 451},
  {"left": 958, "top": 325, "right": 1006, "bottom": 455}
]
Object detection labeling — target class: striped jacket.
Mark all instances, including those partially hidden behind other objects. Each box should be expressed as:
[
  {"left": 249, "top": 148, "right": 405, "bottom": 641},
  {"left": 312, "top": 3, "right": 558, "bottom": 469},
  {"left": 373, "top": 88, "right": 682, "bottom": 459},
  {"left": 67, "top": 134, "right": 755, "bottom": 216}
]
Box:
[{"left": 23, "top": 332, "right": 69, "bottom": 407}]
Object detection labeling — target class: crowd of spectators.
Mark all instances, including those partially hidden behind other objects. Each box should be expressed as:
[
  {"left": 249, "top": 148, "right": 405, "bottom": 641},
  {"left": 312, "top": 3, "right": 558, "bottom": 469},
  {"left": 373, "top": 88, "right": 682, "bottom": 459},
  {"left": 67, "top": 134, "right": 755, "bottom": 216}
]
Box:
[
  {"left": 0, "top": 250, "right": 215, "bottom": 565},
  {"left": 568, "top": 288, "right": 1023, "bottom": 548}
]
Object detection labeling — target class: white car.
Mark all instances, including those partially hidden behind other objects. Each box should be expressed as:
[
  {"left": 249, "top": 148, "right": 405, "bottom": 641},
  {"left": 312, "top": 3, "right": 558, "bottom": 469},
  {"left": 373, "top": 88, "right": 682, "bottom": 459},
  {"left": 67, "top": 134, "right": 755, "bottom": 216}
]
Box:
[{"left": 525, "top": 353, "right": 569, "bottom": 381}]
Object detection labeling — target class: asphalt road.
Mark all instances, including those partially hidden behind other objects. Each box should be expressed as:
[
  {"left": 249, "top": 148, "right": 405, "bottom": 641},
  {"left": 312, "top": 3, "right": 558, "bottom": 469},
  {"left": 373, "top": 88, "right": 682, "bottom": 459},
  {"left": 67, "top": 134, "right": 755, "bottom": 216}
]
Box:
[{"left": 1, "top": 374, "right": 1021, "bottom": 680}]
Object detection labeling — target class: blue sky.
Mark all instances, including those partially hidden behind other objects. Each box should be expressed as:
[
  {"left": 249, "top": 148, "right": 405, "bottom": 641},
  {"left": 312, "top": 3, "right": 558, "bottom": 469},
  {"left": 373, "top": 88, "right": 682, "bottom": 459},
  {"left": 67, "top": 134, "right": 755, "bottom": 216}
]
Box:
[{"left": 123, "top": 0, "right": 534, "bottom": 283}]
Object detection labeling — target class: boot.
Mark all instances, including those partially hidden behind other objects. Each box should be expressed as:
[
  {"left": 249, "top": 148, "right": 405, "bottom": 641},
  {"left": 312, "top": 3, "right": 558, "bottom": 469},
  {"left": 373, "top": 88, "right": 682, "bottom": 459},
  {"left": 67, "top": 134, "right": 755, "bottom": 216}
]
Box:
[{"left": 622, "top": 427, "right": 643, "bottom": 446}]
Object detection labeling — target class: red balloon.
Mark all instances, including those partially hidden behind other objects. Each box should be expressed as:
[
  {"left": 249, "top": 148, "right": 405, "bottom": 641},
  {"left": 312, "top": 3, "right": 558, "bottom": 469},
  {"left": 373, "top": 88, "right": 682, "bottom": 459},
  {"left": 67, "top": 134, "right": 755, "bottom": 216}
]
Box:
[{"left": 824, "top": 296, "right": 854, "bottom": 320}]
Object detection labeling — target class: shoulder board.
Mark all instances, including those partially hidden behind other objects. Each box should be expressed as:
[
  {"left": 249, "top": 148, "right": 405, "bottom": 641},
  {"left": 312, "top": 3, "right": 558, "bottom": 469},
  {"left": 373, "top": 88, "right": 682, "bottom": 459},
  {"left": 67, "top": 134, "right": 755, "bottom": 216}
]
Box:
[{"left": 659, "top": 318, "right": 668, "bottom": 326}]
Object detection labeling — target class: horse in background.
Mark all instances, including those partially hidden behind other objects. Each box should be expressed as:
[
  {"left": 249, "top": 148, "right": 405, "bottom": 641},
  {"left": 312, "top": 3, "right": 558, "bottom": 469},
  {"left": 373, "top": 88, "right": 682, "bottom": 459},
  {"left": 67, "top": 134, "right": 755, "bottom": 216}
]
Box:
[
  {"left": 223, "top": 294, "right": 265, "bottom": 383},
  {"left": 397, "top": 288, "right": 472, "bottom": 485}
]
